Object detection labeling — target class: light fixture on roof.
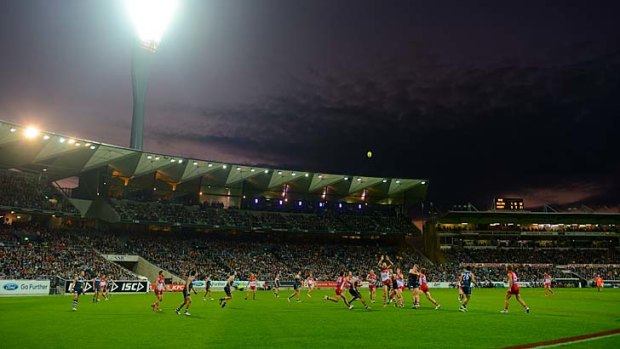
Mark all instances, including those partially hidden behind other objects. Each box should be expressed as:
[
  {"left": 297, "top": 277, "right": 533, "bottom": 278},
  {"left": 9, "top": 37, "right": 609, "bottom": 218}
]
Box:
[
  {"left": 154, "top": 156, "right": 160, "bottom": 160},
  {"left": 237, "top": 167, "right": 241, "bottom": 171},
  {"left": 382, "top": 179, "right": 387, "bottom": 183},
  {"left": 278, "top": 171, "right": 283, "bottom": 175},
  {"left": 318, "top": 175, "right": 323, "bottom": 179},
  {"left": 9, "top": 127, "right": 17, "bottom": 133},
  {"left": 68, "top": 139, "right": 76, "bottom": 144},
  {"left": 250, "top": 168, "right": 255, "bottom": 172},
  {"left": 357, "top": 178, "right": 362, "bottom": 182},
  {"left": 208, "top": 163, "right": 213, "bottom": 167},
  {"left": 42, "top": 168, "right": 48, "bottom": 172},
  {"left": 291, "top": 172, "right": 296, "bottom": 176},
  {"left": 75, "top": 142, "right": 81, "bottom": 147},
  {"left": 305, "top": 173, "right": 309, "bottom": 177},
  {"left": 90, "top": 146, "right": 96, "bottom": 150},
  {"left": 222, "top": 165, "right": 227, "bottom": 169},
  {"left": 170, "top": 159, "right": 176, "bottom": 162},
  {"left": 421, "top": 181, "right": 426, "bottom": 185},
  {"left": 264, "top": 169, "right": 269, "bottom": 174},
  {"left": 193, "top": 161, "right": 198, "bottom": 166},
  {"left": 84, "top": 143, "right": 91, "bottom": 147},
  {"left": 395, "top": 180, "right": 400, "bottom": 184},
  {"left": 147, "top": 155, "right": 152, "bottom": 159},
  {"left": 24, "top": 127, "right": 40, "bottom": 139},
  {"left": 59, "top": 138, "right": 66, "bottom": 143},
  {"left": 344, "top": 177, "right": 349, "bottom": 181},
  {"left": 43, "top": 135, "right": 50, "bottom": 140},
  {"left": 177, "top": 159, "right": 183, "bottom": 164}
]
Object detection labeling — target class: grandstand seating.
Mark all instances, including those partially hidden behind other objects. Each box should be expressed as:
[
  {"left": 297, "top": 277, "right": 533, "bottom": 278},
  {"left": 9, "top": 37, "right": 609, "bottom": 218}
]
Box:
[{"left": 0, "top": 170, "right": 78, "bottom": 214}]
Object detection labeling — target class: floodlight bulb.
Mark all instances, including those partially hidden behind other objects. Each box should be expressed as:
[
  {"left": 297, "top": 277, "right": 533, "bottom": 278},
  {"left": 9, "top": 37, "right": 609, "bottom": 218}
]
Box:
[
  {"left": 24, "top": 127, "right": 40, "bottom": 139},
  {"left": 126, "top": 0, "right": 178, "bottom": 51}
]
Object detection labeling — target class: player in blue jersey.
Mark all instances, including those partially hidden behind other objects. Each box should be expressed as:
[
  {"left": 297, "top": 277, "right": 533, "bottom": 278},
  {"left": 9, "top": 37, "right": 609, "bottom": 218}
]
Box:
[
  {"left": 458, "top": 266, "right": 479, "bottom": 312},
  {"left": 92, "top": 272, "right": 101, "bottom": 303},
  {"left": 69, "top": 270, "right": 86, "bottom": 311},
  {"left": 175, "top": 271, "right": 198, "bottom": 316},
  {"left": 288, "top": 271, "right": 302, "bottom": 303},
  {"left": 202, "top": 275, "right": 213, "bottom": 301},
  {"left": 220, "top": 272, "right": 237, "bottom": 308}
]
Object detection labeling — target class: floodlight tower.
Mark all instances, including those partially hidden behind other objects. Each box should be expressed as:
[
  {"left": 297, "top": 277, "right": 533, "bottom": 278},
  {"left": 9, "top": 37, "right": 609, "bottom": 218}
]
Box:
[{"left": 126, "top": 0, "right": 177, "bottom": 150}]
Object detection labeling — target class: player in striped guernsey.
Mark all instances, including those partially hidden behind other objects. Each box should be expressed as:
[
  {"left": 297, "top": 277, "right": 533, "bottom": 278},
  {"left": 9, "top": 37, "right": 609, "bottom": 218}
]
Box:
[
  {"left": 501, "top": 265, "right": 530, "bottom": 314},
  {"left": 366, "top": 270, "right": 377, "bottom": 303},
  {"left": 323, "top": 271, "right": 352, "bottom": 309},
  {"left": 69, "top": 270, "right": 86, "bottom": 311},
  {"left": 306, "top": 273, "right": 315, "bottom": 298},
  {"left": 245, "top": 273, "right": 258, "bottom": 300},
  {"left": 377, "top": 255, "right": 394, "bottom": 307},
  {"left": 408, "top": 265, "right": 421, "bottom": 309},
  {"left": 152, "top": 270, "right": 165, "bottom": 312},
  {"left": 543, "top": 272, "right": 554, "bottom": 297},
  {"left": 273, "top": 273, "right": 281, "bottom": 298},
  {"left": 419, "top": 267, "right": 441, "bottom": 310}
]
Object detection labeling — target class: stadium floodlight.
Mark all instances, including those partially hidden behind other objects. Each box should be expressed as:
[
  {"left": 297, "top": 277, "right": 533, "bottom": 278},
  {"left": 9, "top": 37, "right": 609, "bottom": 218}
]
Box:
[
  {"left": 126, "top": 0, "right": 177, "bottom": 52},
  {"left": 24, "top": 127, "right": 40, "bottom": 139},
  {"left": 126, "top": 0, "right": 178, "bottom": 151}
]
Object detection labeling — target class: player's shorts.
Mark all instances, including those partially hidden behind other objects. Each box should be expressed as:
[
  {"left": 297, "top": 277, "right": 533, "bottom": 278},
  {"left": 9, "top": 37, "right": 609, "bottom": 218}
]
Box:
[
  {"left": 249, "top": 286, "right": 256, "bottom": 291},
  {"left": 94, "top": 282, "right": 100, "bottom": 290},
  {"left": 100, "top": 285, "right": 106, "bottom": 291},
  {"left": 398, "top": 285, "right": 405, "bottom": 291},
  {"left": 308, "top": 283, "right": 314, "bottom": 289},
  {"left": 274, "top": 281, "right": 281, "bottom": 288},
  {"left": 461, "top": 287, "right": 472, "bottom": 296},
  {"left": 74, "top": 288, "right": 83, "bottom": 295},
  {"left": 335, "top": 288, "right": 343, "bottom": 296},
  {"left": 182, "top": 288, "right": 190, "bottom": 298},
  {"left": 381, "top": 279, "right": 391, "bottom": 286},
  {"left": 154, "top": 289, "right": 163, "bottom": 296},
  {"left": 293, "top": 283, "right": 300, "bottom": 290},
  {"left": 421, "top": 284, "right": 429, "bottom": 293},
  {"left": 349, "top": 288, "right": 361, "bottom": 298},
  {"left": 408, "top": 283, "right": 420, "bottom": 290},
  {"left": 507, "top": 285, "right": 520, "bottom": 295},
  {"left": 544, "top": 283, "right": 551, "bottom": 288},
  {"left": 369, "top": 284, "right": 376, "bottom": 290},
  {"left": 224, "top": 285, "right": 232, "bottom": 297}
]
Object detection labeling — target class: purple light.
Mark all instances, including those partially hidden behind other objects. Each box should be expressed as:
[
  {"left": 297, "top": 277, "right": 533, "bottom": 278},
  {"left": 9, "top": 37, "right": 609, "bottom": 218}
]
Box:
[
  {"left": 279, "top": 200, "right": 283, "bottom": 205},
  {"left": 298, "top": 201, "right": 302, "bottom": 207},
  {"left": 338, "top": 203, "right": 343, "bottom": 208},
  {"left": 358, "top": 204, "right": 362, "bottom": 209},
  {"left": 254, "top": 198, "right": 259, "bottom": 204}
]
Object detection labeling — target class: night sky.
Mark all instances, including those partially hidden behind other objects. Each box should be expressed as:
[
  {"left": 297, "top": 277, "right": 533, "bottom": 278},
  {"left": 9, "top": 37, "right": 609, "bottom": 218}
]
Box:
[{"left": 1, "top": 0, "right": 619, "bottom": 210}]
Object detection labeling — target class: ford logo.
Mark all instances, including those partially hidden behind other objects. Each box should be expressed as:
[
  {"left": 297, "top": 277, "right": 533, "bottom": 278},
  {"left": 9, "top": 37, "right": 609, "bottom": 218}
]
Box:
[{"left": 3, "top": 283, "right": 19, "bottom": 291}]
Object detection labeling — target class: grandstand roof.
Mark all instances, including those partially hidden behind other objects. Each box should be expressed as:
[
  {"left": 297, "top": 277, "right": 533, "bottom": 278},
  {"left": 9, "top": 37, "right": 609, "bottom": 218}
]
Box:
[
  {"left": 0, "top": 120, "right": 428, "bottom": 203},
  {"left": 438, "top": 211, "right": 620, "bottom": 225}
]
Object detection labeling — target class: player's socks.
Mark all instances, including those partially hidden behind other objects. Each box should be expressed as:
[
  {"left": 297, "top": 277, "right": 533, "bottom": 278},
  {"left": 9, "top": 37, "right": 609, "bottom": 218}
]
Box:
[
  {"left": 435, "top": 304, "right": 441, "bottom": 310},
  {"left": 525, "top": 307, "right": 530, "bottom": 313}
]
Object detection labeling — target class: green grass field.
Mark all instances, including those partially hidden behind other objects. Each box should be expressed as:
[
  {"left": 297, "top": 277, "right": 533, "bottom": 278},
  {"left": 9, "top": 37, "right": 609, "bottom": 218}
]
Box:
[{"left": 1, "top": 288, "right": 619, "bottom": 348}]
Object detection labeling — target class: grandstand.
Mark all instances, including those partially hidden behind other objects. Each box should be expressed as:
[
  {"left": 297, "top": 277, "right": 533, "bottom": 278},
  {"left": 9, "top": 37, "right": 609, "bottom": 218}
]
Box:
[{"left": 1, "top": 119, "right": 619, "bottom": 292}]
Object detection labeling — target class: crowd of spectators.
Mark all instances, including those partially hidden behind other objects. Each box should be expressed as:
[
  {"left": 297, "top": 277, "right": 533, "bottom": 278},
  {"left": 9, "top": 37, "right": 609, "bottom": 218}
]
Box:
[
  {"left": 0, "top": 223, "right": 135, "bottom": 280},
  {"left": 0, "top": 170, "right": 78, "bottom": 213},
  {"left": 111, "top": 199, "right": 415, "bottom": 234}
]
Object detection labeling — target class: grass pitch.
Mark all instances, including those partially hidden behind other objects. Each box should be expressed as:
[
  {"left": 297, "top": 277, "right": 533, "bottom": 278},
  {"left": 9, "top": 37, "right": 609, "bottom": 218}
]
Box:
[{"left": 0, "top": 288, "right": 619, "bottom": 348}]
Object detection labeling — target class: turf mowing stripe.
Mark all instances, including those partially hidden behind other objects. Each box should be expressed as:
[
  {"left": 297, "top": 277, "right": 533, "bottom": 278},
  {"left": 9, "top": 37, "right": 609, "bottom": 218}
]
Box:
[{"left": 503, "top": 328, "right": 620, "bottom": 349}]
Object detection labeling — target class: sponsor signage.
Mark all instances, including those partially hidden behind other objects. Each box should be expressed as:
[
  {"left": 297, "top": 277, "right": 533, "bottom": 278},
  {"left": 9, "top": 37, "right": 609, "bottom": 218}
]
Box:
[
  {"left": 103, "top": 255, "right": 139, "bottom": 262},
  {"left": 0, "top": 280, "right": 50, "bottom": 296},
  {"left": 64, "top": 280, "right": 149, "bottom": 294}
]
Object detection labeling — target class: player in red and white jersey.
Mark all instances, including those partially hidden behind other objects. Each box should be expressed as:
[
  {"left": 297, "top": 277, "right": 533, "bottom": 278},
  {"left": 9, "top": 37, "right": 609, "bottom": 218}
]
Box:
[
  {"left": 393, "top": 269, "right": 405, "bottom": 308},
  {"left": 419, "top": 268, "right": 440, "bottom": 309},
  {"left": 306, "top": 273, "right": 315, "bottom": 298},
  {"left": 501, "top": 265, "right": 530, "bottom": 314},
  {"left": 366, "top": 270, "right": 377, "bottom": 303},
  {"left": 543, "top": 273, "right": 554, "bottom": 297},
  {"left": 324, "top": 271, "right": 352, "bottom": 309},
  {"left": 245, "top": 273, "right": 258, "bottom": 300},
  {"left": 100, "top": 274, "right": 109, "bottom": 301},
  {"left": 151, "top": 270, "right": 165, "bottom": 312},
  {"left": 377, "top": 255, "right": 394, "bottom": 307}
]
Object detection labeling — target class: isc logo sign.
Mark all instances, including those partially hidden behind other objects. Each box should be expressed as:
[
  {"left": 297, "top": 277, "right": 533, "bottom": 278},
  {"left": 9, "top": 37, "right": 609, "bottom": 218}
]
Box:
[{"left": 121, "top": 282, "right": 145, "bottom": 292}]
